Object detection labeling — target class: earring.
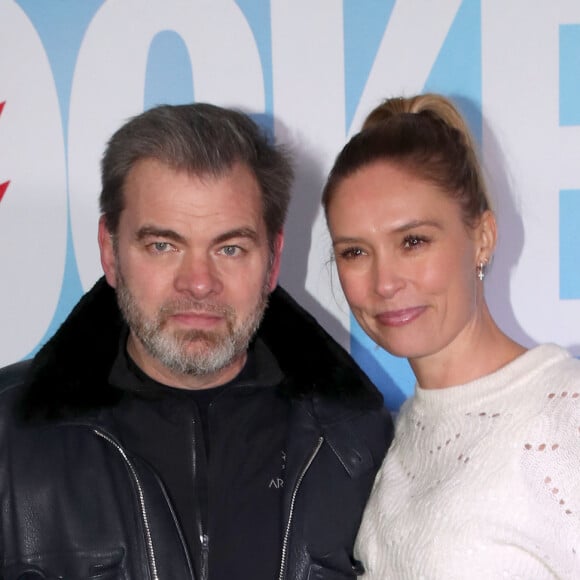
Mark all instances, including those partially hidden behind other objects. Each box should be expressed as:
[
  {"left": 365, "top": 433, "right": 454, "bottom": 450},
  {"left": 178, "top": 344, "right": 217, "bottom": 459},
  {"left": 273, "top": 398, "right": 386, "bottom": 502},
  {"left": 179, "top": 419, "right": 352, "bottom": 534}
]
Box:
[{"left": 476, "top": 261, "right": 486, "bottom": 281}]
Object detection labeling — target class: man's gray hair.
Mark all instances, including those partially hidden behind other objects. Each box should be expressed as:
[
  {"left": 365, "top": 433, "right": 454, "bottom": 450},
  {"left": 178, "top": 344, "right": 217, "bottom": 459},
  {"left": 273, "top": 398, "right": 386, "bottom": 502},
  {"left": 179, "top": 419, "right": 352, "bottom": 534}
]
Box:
[{"left": 100, "top": 103, "right": 294, "bottom": 247}]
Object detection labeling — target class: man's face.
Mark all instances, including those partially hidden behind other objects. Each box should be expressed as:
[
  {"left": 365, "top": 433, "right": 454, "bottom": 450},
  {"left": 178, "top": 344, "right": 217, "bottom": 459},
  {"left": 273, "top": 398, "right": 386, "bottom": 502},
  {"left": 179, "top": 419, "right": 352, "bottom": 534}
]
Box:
[{"left": 99, "top": 158, "right": 283, "bottom": 389}]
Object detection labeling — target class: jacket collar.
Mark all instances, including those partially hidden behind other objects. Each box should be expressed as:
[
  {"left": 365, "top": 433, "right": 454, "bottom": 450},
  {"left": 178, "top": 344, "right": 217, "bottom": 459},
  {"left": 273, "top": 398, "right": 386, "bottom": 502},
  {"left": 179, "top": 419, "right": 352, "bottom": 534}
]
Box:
[{"left": 21, "top": 277, "right": 383, "bottom": 421}]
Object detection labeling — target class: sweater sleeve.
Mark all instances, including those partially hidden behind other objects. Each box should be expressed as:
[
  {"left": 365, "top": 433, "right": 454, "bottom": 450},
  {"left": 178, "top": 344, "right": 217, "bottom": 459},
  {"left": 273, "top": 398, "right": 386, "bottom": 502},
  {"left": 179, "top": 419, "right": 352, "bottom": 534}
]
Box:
[{"left": 519, "top": 367, "right": 580, "bottom": 577}]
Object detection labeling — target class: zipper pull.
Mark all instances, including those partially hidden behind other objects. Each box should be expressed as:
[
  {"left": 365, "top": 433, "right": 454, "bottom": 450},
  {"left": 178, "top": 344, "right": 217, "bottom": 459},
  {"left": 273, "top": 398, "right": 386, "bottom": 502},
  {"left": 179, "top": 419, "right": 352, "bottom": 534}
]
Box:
[{"left": 200, "top": 533, "right": 209, "bottom": 580}]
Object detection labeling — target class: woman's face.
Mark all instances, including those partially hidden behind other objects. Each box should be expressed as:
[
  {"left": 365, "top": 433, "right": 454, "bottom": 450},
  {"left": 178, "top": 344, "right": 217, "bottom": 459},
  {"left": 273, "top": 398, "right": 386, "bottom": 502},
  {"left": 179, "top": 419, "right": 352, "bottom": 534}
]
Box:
[{"left": 327, "top": 161, "right": 492, "bottom": 364}]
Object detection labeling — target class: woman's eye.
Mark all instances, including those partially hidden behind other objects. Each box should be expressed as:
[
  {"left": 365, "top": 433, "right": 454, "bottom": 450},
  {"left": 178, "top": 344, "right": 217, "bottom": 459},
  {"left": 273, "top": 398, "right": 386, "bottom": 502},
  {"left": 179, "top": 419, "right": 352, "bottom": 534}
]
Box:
[
  {"left": 403, "top": 235, "right": 427, "bottom": 249},
  {"left": 339, "top": 247, "right": 365, "bottom": 260}
]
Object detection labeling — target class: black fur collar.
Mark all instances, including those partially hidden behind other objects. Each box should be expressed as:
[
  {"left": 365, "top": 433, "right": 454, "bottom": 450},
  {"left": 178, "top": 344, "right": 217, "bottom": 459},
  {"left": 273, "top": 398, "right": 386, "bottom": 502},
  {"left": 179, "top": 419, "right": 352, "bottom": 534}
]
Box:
[{"left": 21, "top": 277, "right": 383, "bottom": 420}]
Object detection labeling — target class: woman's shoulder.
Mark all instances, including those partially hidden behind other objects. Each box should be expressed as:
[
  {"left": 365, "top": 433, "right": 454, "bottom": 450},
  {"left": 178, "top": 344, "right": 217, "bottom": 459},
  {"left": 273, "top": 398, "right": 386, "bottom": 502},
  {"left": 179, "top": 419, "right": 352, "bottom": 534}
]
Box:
[
  {"left": 519, "top": 345, "right": 580, "bottom": 506},
  {"left": 504, "top": 343, "right": 580, "bottom": 406}
]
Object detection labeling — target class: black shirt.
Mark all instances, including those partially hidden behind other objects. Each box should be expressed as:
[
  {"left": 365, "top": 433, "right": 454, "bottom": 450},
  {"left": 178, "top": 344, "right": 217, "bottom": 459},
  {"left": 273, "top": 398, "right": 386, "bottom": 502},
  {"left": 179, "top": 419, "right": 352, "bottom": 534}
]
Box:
[{"left": 108, "top": 330, "right": 290, "bottom": 579}]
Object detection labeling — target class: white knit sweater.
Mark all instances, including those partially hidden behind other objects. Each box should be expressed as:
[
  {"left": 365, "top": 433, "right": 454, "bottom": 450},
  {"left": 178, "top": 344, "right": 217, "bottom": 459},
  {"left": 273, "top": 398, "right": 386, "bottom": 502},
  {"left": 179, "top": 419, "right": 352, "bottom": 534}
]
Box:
[{"left": 355, "top": 344, "right": 580, "bottom": 579}]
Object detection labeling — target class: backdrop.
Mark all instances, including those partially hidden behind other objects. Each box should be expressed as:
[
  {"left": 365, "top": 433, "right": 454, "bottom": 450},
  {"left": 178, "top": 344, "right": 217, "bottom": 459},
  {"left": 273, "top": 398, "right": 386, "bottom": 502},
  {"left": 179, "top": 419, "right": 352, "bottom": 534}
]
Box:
[{"left": 2, "top": 0, "right": 579, "bottom": 410}]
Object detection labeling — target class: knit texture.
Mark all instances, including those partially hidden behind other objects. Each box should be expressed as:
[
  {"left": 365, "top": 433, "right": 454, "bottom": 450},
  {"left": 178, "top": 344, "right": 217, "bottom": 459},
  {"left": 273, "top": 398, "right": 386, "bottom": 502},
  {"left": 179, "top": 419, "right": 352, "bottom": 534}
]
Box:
[{"left": 355, "top": 344, "right": 580, "bottom": 579}]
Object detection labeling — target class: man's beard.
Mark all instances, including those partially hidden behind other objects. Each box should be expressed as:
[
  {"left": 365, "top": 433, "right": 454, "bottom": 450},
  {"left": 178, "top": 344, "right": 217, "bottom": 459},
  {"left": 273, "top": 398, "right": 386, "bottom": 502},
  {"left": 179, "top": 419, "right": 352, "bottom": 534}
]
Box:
[{"left": 115, "top": 268, "right": 270, "bottom": 378}]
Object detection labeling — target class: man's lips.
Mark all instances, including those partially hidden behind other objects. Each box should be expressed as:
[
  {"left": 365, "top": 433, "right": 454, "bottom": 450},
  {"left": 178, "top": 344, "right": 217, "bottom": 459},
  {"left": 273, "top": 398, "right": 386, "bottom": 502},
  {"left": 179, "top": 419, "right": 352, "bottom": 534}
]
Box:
[
  {"left": 375, "top": 306, "right": 426, "bottom": 327},
  {"left": 169, "top": 311, "right": 224, "bottom": 329}
]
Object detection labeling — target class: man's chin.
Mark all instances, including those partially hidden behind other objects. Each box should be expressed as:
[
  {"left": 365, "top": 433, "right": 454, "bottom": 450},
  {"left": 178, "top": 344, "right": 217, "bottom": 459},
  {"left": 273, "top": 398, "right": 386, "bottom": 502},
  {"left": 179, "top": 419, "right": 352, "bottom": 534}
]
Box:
[{"left": 151, "top": 338, "right": 239, "bottom": 374}]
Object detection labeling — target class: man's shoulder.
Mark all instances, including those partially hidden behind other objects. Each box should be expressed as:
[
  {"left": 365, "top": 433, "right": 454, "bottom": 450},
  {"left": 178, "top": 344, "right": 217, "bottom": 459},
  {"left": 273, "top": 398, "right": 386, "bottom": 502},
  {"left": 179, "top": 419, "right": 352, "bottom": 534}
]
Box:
[
  {"left": 0, "top": 360, "right": 31, "bottom": 395},
  {"left": 320, "top": 397, "right": 393, "bottom": 440},
  {"left": 263, "top": 286, "right": 385, "bottom": 408}
]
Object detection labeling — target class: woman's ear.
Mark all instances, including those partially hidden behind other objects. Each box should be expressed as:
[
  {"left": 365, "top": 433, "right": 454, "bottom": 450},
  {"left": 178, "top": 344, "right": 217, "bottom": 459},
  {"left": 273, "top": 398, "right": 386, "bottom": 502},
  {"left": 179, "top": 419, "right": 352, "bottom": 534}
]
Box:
[{"left": 476, "top": 210, "right": 497, "bottom": 264}]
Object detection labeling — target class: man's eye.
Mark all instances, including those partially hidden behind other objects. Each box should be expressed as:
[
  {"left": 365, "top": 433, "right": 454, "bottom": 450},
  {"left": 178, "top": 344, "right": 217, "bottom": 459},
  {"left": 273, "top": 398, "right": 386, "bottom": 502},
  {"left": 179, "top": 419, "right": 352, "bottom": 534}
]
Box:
[
  {"left": 150, "top": 241, "right": 173, "bottom": 253},
  {"left": 221, "top": 245, "right": 242, "bottom": 257}
]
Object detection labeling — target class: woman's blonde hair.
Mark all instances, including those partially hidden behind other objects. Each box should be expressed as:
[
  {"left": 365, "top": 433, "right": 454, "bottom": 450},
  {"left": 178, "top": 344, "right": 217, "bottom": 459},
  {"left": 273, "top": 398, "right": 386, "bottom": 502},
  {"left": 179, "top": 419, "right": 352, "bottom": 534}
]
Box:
[{"left": 322, "top": 93, "right": 491, "bottom": 227}]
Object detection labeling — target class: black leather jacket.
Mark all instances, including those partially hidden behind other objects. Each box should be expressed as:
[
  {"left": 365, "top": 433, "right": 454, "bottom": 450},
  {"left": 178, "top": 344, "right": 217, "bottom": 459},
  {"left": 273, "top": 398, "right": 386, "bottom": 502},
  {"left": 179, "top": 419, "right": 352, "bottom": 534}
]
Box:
[{"left": 0, "top": 278, "right": 393, "bottom": 580}]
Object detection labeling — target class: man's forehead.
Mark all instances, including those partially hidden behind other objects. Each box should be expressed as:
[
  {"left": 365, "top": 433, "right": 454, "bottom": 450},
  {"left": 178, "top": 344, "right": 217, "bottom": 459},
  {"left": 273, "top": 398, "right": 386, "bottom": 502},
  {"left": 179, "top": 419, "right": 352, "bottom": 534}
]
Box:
[{"left": 119, "top": 160, "right": 267, "bottom": 239}]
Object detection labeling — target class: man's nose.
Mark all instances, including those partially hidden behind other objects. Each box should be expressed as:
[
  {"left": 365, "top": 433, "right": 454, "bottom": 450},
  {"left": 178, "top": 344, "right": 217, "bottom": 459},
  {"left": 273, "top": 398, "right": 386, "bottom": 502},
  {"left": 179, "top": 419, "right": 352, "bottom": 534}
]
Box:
[{"left": 174, "top": 252, "right": 223, "bottom": 298}]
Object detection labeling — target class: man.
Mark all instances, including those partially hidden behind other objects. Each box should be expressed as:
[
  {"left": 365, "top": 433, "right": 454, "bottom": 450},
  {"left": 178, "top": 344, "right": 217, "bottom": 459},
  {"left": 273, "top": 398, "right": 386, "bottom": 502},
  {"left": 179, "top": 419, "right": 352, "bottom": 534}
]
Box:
[{"left": 0, "top": 103, "right": 393, "bottom": 579}]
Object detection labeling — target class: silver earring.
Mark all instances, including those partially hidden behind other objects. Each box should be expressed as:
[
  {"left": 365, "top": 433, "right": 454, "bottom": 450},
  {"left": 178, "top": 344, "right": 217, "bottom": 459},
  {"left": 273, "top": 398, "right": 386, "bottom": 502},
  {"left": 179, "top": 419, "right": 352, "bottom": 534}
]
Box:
[{"left": 477, "top": 262, "right": 486, "bottom": 281}]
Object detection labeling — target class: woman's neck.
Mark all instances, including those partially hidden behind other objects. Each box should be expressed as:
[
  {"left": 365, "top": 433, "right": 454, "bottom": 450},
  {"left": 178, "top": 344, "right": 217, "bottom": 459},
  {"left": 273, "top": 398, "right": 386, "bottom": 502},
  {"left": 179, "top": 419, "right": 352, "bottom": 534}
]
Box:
[{"left": 409, "top": 304, "right": 526, "bottom": 390}]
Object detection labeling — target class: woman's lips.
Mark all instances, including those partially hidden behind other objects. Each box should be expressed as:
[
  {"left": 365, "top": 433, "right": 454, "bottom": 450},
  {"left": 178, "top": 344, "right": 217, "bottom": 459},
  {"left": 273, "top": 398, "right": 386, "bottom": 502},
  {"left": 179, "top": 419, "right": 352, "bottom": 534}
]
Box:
[{"left": 375, "top": 306, "right": 426, "bottom": 327}]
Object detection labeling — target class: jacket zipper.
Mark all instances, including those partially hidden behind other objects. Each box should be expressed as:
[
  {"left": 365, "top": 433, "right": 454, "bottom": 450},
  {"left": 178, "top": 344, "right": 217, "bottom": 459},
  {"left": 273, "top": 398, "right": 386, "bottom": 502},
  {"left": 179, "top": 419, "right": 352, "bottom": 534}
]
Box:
[
  {"left": 200, "top": 532, "right": 209, "bottom": 579},
  {"left": 278, "top": 436, "right": 324, "bottom": 580},
  {"left": 94, "top": 429, "right": 159, "bottom": 580},
  {"left": 191, "top": 418, "right": 209, "bottom": 580}
]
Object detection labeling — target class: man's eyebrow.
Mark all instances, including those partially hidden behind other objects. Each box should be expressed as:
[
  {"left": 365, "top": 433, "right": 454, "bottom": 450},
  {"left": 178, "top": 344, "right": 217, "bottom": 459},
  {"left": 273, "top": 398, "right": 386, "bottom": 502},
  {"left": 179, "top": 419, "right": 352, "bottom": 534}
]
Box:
[
  {"left": 213, "top": 227, "right": 259, "bottom": 245},
  {"left": 135, "top": 226, "right": 186, "bottom": 244},
  {"left": 135, "top": 225, "right": 260, "bottom": 246}
]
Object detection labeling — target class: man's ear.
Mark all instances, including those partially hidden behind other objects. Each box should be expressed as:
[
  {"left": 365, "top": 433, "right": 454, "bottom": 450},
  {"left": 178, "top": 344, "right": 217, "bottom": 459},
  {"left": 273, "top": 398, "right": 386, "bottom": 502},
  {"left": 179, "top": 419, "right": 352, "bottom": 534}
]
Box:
[
  {"left": 267, "top": 231, "right": 284, "bottom": 292},
  {"left": 98, "top": 216, "right": 118, "bottom": 288},
  {"left": 476, "top": 210, "right": 497, "bottom": 264}
]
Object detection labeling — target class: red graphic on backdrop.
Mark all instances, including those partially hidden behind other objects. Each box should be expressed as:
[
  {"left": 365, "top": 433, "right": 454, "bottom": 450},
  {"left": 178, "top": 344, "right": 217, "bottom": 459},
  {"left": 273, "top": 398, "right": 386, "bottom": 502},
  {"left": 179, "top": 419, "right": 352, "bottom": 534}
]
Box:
[
  {"left": 0, "top": 101, "right": 8, "bottom": 204},
  {"left": 0, "top": 181, "right": 9, "bottom": 203}
]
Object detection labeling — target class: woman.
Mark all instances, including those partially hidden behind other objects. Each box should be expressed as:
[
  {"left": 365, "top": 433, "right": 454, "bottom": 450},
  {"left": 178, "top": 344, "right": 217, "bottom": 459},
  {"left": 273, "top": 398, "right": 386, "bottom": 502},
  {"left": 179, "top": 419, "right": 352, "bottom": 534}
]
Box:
[{"left": 322, "top": 93, "right": 580, "bottom": 578}]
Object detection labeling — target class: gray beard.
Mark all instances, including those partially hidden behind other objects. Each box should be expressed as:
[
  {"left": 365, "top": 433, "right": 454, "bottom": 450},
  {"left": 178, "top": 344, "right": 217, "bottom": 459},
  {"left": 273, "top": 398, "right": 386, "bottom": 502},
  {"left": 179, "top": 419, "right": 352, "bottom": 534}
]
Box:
[{"left": 115, "top": 269, "right": 270, "bottom": 378}]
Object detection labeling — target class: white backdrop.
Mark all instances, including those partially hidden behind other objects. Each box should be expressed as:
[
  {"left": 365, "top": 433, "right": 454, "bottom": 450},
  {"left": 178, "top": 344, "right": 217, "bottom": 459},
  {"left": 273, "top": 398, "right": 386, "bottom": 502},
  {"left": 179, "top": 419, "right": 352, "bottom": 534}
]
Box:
[{"left": 1, "top": 0, "right": 579, "bottom": 409}]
